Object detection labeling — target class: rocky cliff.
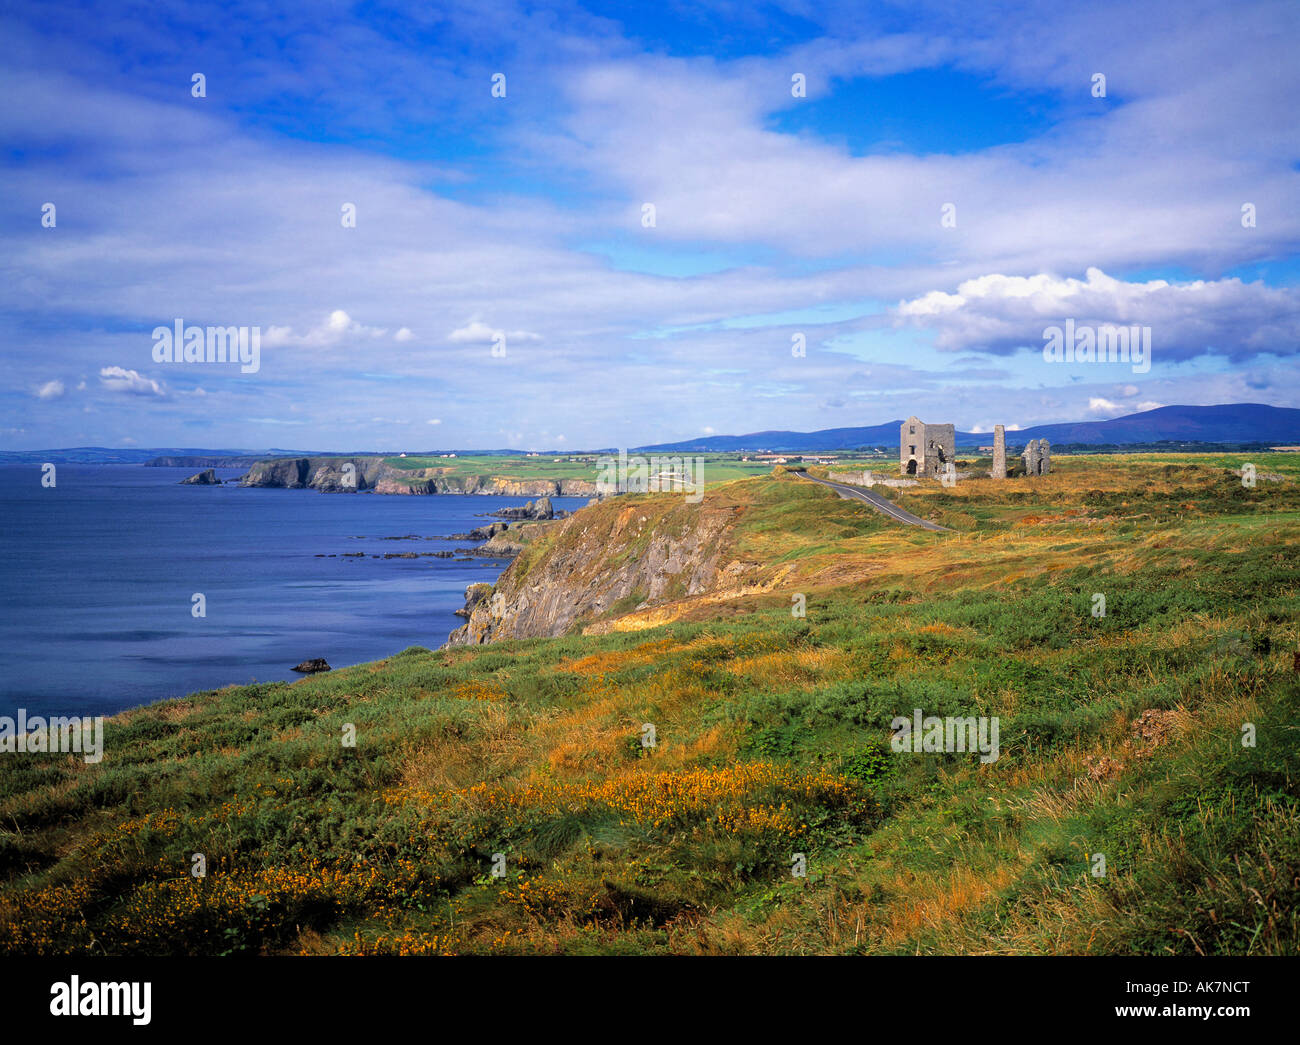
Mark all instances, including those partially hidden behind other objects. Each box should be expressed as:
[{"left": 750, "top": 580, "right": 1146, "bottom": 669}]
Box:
[
  {"left": 240, "top": 457, "right": 389, "bottom": 491},
  {"left": 446, "top": 484, "right": 787, "bottom": 646},
  {"left": 238, "top": 455, "right": 598, "bottom": 497},
  {"left": 372, "top": 473, "right": 597, "bottom": 497}
]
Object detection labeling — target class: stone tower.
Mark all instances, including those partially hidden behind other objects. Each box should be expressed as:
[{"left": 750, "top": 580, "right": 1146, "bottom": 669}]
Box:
[
  {"left": 900, "top": 416, "right": 956, "bottom": 478},
  {"left": 992, "top": 425, "right": 1007, "bottom": 479}
]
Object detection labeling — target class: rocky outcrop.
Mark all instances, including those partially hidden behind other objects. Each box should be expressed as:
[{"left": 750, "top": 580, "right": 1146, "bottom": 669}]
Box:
[
  {"left": 447, "top": 492, "right": 751, "bottom": 646},
  {"left": 490, "top": 496, "right": 557, "bottom": 520},
  {"left": 241, "top": 457, "right": 388, "bottom": 491},
  {"left": 292, "top": 658, "right": 331, "bottom": 673},
  {"left": 454, "top": 583, "right": 494, "bottom": 618},
  {"left": 179, "top": 469, "right": 221, "bottom": 485},
  {"left": 241, "top": 458, "right": 312, "bottom": 489},
  {"left": 458, "top": 532, "right": 525, "bottom": 558},
  {"left": 239, "top": 455, "right": 600, "bottom": 497}
]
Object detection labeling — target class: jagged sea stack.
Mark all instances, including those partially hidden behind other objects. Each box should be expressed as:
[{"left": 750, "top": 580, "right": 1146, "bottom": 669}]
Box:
[{"left": 992, "top": 425, "right": 1007, "bottom": 479}]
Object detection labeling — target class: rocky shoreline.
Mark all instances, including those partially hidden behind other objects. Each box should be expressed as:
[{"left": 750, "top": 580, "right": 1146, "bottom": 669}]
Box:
[
  {"left": 177, "top": 454, "right": 608, "bottom": 653},
  {"left": 232, "top": 456, "right": 598, "bottom": 497}
]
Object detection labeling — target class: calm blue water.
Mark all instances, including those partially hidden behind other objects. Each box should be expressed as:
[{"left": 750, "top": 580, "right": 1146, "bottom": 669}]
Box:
[{"left": 0, "top": 465, "right": 584, "bottom": 718}]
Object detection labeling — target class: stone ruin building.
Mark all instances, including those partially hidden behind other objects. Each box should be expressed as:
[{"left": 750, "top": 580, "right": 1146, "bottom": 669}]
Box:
[
  {"left": 900, "top": 415, "right": 1051, "bottom": 481},
  {"left": 991, "top": 425, "right": 1050, "bottom": 479},
  {"left": 900, "top": 416, "right": 955, "bottom": 478},
  {"left": 1021, "top": 437, "right": 1052, "bottom": 476}
]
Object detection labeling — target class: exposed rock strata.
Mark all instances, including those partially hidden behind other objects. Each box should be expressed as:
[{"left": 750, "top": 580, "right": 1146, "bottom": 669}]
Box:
[{"left": 447, "top": 495, "right": 755, "bottom": 646}]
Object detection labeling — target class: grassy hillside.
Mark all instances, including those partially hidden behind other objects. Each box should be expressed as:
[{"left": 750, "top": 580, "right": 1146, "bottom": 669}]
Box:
[{"left": 1, "top": 454, "right": 1297, "bottom": 955}]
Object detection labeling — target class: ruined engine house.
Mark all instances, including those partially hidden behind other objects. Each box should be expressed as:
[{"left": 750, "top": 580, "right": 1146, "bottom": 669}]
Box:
[{"left": 900, "top": 416, "right": 956, "bottom": 478}]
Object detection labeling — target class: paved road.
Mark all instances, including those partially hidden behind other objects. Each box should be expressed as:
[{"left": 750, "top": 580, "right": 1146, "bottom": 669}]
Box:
[{"left": 796, "top": 472, "right": 950, "bottom": 531}]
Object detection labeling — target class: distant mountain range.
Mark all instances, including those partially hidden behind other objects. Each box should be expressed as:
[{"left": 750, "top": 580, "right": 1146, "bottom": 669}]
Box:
[
  {"left": 2, "top": 405, "right": 1298, "bottom": 463},
  {"left": 0, "top": 447, "right": 305, "bottom": 465},
  {"left": 0, "top": 447, "right": 525, "bottom": 465},
  {"left": 633, "top": 404, "right": 1300, "bottom": 452}
]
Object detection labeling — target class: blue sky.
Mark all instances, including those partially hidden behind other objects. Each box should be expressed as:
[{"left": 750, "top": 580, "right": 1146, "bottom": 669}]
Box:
[{"left": 3, "top": 0, "right": 1299, "bottom": 450}]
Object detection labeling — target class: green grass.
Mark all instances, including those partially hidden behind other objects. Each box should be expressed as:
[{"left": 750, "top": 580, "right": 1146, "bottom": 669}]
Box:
[
  {"left": 1, "top": 454, "right": 1297, "bottom": 955},
  {"left": 382, "top": 452, "right": 786, "bottom": 486},
  {"left": 383, "top": 454, "right": 599, "bottom": 481}
]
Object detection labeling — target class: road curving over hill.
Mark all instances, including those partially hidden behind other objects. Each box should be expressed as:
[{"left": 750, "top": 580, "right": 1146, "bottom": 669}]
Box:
[{"left": 796, "top": 471, "right": 950, "bottom": 531}]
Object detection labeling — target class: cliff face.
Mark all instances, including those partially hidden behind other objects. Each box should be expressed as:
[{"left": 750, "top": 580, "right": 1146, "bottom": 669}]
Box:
[
  {"left": 373, "top": 473, "right": 597, "bottom": 497},
  {"left": 447, "top": 488, "right": 779, "bottom": 646},
  {"left": 239, "top": 457, "right": 388, "bottom": 491},
  {"left": 239, "top": 456, "right": 598, "bottom": 497},
  {"left": 240, "top": 458, "right": 312, "bottom": 488}
]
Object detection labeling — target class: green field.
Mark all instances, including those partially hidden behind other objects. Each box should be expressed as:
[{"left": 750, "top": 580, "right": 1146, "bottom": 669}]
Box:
[
  {"left": 2, "top": 453, "right": 1296, "bottom": 955},
  {"left": 383, "top": 454, "right": 600, "bottom": 481},
  {"left": 382, "top": 452, "right": 784, "bottom": 485}
]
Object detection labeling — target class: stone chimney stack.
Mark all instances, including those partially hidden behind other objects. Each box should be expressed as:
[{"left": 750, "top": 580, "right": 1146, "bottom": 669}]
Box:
[{"left": 992, "top": 425, "right": 1007, "bottom": 479}]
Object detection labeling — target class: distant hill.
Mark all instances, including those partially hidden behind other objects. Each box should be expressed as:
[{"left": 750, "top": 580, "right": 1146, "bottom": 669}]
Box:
[
  {"left": 4, "top": 405, "right": 1298, "bottom": 463},
  {"left": 634, "top": 404, "right": 1300, "bottom": 452},
  {"left": 1011, "top": 404, "right": 1300, "bottom": 446},
  {"left": 635, "top": 424, "right": 912, "bottom": 453},
  {"left": 0, "top": 447, "right": 527, "bottom": 465},
  {"left": 0, "top": 447, "right": 301, "bottom": 465}
]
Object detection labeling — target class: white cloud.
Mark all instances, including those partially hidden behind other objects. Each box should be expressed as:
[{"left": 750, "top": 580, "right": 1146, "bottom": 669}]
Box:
[
  {"left": 448, "top": 319, "right": 541, "bottom": 344},
  {"left": 426, "top": 418, "right": 442, "bottom": 425},
  {"left": 4, "top": 2, "right": 1298, "bottom": 451},
  {"left": 36, "top": 380, "right": 64, "bottom": 400},
  {"left": 1088, "top": 398, "right": 1160, "bottom": 416},
  {"left": 99, "top": 366, "right": 165, "bottom": 397},
  {"left": 894, "top": 268, "right": 1300, "bottom": 362},
  {"left": 448, "top": 320, "right": 498, "bottom": 344},
  {"left": 262, "top": 310, "right": 404, "bottom": 349}
]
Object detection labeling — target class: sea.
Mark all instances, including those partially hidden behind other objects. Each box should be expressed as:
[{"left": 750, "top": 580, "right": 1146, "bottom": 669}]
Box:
[{"left": 0, "top": 464, "right": 587, "bottom": 719}]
